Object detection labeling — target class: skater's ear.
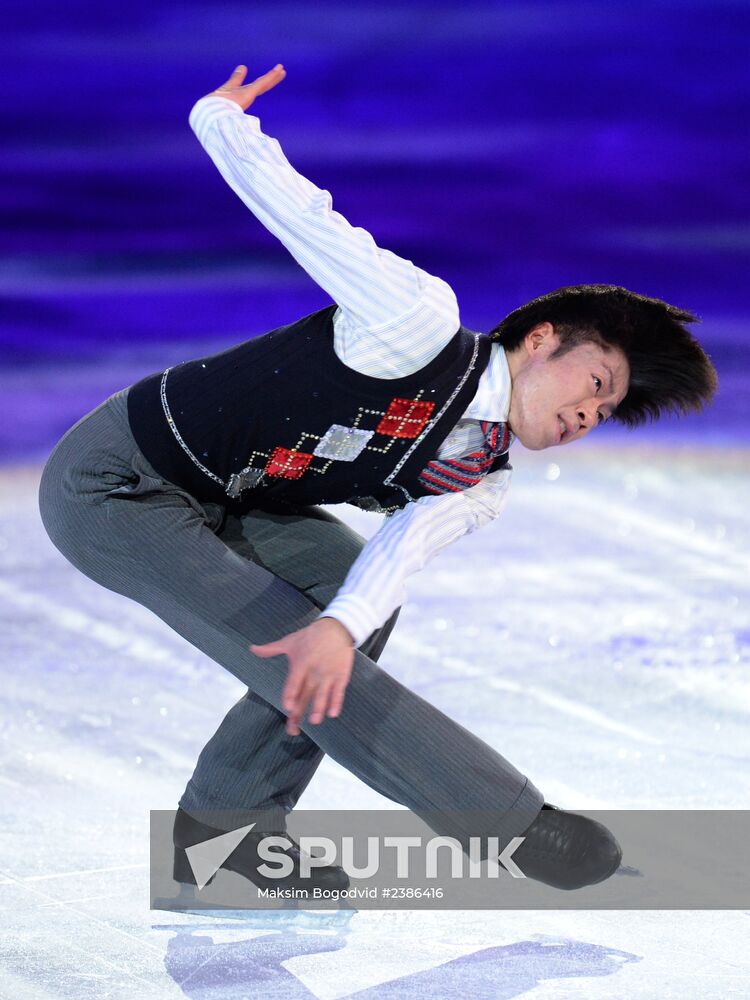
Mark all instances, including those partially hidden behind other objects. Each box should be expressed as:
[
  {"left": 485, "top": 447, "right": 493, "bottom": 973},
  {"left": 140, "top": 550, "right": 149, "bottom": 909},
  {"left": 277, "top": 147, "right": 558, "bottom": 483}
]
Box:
[{"left": 521, "top": 322, "right": 558, "bottom": 359}]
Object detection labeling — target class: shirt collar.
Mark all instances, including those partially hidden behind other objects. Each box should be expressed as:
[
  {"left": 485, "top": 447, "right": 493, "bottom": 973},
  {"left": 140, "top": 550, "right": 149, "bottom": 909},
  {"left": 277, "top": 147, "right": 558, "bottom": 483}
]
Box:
[{"left": 461, "top": 341, "right": 512, "bottom": 422}]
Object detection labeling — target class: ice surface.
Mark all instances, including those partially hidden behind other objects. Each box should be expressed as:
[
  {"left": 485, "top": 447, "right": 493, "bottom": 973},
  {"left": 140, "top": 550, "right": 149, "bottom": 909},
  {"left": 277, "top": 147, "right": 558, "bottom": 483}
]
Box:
[{"left": 1, "top": 441, "right": 748, "bottom": 998}]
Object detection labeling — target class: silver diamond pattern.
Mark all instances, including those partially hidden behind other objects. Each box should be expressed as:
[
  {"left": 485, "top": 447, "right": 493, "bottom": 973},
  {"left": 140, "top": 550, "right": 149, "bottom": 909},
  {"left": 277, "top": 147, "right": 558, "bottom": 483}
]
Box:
[
  {"left": 226, "top": 467, "right": 265, "bottom": 497},
  {"left": 313, "top": 424, "right": 374, "bottom": 461}
]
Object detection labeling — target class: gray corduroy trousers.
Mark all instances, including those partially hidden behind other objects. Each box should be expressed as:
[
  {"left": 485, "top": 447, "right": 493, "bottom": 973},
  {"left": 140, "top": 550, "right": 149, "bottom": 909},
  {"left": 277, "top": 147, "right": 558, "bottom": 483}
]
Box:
[{"left": 37, "top": 386, "right": 544, "bottom": 848}]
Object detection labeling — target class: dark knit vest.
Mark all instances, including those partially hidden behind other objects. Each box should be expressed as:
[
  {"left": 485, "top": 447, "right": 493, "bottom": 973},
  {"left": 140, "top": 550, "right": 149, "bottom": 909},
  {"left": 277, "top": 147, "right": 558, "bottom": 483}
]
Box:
[{"left": 125, "top": 303, "right": 507, "bottom": 515}]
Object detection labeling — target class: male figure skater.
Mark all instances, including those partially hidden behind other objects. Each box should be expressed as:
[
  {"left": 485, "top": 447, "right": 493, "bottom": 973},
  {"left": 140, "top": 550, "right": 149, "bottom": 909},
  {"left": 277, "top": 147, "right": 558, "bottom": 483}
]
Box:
[{"left": 38, "top": 63, "right": 717, "bottom": 895}]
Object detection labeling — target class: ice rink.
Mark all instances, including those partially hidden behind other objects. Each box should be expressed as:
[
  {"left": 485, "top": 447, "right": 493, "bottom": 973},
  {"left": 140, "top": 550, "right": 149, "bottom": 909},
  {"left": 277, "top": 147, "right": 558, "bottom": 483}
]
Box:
[{"left": 1, "top": 429, "right": 748, "bottom": 998}]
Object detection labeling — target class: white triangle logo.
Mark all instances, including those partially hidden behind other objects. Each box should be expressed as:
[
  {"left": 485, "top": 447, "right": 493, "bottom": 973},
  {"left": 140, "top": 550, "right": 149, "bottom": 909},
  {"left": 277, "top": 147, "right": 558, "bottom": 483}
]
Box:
[{"left": 185, "top": 822, "right": 256, "bottom": 889}]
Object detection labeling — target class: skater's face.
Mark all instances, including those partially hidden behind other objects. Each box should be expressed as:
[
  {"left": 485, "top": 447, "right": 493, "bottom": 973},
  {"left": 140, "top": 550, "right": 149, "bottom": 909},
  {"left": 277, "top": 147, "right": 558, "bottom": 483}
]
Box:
[{"left": 506, "top": 323, "right": 630, "bottom": 450}]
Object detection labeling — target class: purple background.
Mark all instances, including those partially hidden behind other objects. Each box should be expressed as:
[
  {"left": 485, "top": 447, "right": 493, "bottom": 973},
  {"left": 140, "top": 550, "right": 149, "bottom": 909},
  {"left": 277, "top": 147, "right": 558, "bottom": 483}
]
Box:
[{"left": 2, "top": 0, "right": 748, "bottom": 458}]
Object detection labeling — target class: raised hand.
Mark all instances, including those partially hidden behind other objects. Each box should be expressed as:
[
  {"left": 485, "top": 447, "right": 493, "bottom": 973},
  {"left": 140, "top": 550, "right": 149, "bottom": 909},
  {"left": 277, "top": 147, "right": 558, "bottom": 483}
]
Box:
[{"left": 207, "top": 63, "right": 287, "bottom": 111}]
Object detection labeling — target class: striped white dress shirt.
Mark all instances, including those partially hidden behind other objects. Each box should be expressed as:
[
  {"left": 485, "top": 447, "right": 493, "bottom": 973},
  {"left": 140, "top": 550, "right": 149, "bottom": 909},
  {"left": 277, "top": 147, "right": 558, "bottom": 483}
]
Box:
[{"left": 189, "top": 96, "right": 513, "bottom": 647}]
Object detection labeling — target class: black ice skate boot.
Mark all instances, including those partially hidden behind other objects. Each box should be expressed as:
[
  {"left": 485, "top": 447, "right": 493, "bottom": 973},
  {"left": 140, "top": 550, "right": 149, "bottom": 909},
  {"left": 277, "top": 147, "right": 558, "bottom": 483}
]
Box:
[
  {"left": 172, "top": 807, "right": 350, "bottom": 892},
  {"left": 510, "top": 803, "right": 622, "bottom": 890}
]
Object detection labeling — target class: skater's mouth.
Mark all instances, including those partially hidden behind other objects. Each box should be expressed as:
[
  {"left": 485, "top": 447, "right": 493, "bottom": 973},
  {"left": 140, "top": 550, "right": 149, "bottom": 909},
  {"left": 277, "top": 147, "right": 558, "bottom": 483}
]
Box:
[{"left": 557, "top": 414, "right": 573, "bottom": 443}]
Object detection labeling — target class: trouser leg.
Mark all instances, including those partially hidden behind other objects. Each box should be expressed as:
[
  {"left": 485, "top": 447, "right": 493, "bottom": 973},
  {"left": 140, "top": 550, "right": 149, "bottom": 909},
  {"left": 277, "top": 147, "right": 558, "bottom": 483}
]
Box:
[{"left": 38, "top": 400, "right": 544, "bottom": 849}]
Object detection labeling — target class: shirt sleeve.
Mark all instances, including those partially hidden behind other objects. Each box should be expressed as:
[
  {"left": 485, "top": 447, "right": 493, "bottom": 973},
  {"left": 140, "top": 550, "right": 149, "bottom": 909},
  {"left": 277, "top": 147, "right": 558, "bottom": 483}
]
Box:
[
  {"left": 188, "top": 95, "right": 459, "bottom": 375},
  {"left": 318, "top": 467, "right": 513, "bottom": 647}
]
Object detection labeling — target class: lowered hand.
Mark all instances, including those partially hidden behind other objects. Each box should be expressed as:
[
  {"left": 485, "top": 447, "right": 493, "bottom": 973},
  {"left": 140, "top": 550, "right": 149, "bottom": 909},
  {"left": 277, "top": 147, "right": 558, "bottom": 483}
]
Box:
[{"left": 250, "top": 617, "right": 355, "bottom": 735}]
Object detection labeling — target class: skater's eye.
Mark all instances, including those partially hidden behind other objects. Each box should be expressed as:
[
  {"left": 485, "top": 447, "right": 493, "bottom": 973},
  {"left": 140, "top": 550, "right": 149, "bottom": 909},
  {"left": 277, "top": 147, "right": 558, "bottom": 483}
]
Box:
[{"left": 592, "top": 375, "right": 602, "bottom": 392}]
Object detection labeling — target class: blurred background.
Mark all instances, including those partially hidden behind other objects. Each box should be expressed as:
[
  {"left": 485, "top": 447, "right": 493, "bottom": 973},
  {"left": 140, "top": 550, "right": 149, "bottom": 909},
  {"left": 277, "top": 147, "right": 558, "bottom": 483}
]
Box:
[{"left": 2, "top": 0, "right": 748, "bottom": 462}]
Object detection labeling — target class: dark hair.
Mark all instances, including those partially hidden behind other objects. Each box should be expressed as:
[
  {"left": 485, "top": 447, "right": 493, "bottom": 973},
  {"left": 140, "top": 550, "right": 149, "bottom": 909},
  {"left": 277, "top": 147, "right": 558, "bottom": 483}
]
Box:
[{"left": 488, "top": 284, "right": 718, "bottom": 428}]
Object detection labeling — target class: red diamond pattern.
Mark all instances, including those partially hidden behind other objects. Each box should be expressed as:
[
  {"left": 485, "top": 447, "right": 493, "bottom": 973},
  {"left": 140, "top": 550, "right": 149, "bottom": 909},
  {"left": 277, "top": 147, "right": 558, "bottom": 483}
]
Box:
[
  {"left": 266, "top": 447, "right": 314, "bottom": 479},
  {"left": 376, "top": 398, "right": 435, "bottom": 438}
]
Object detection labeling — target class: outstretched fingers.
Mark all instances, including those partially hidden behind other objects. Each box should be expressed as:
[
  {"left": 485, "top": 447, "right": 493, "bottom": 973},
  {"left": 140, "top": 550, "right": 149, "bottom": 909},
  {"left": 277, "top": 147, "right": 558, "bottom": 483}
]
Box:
[
  {"left": 209, "top": 62, "right": 287, "bottom": 111},
  {"left": 243, "top": 63, "right": 286, "bottom": 96},
  {"left": 251, "top": 619, "right": 353, "bottom": 736},
  {"left": 221, "top": 65, "right": 249, "bottom": 89},
  {"left": 308, "top": 681, "right": 336, "bottom": 725},
  {"left": 282, "top": 664, "right": 308, "bottom": 735}
]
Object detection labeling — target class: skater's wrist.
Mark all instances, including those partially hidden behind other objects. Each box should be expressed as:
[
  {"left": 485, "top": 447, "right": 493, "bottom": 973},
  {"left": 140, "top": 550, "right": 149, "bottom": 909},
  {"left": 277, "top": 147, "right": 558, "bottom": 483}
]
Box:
[
  {"left": 317, "top": 615, "right": 356, "bottom": 647},
  {"left": 317, "top": 594, "right": 380, "bottom": 648}
]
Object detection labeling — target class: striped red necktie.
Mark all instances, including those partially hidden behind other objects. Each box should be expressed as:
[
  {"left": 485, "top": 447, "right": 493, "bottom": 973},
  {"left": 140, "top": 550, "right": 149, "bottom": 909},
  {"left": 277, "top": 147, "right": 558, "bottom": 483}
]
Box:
[{"left": 417, "top": 420, "right": 512, "bottom": 495}]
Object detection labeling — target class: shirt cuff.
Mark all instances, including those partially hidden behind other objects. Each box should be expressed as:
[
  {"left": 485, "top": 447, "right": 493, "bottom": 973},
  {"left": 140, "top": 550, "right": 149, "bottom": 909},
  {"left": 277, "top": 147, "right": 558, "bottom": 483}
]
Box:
[
  {"left": 316, "top": 595, "right": 383, "bottom": 649},
  {"left": 188, "top": 94, "right": 249, "bottom": 144}
]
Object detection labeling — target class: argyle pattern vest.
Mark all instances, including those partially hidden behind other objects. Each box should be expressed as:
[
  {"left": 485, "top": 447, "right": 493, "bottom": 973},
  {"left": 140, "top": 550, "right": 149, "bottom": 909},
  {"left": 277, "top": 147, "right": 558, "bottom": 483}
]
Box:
[{"left": 125, "top": 304, "right": 510, "bottom": 515}]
